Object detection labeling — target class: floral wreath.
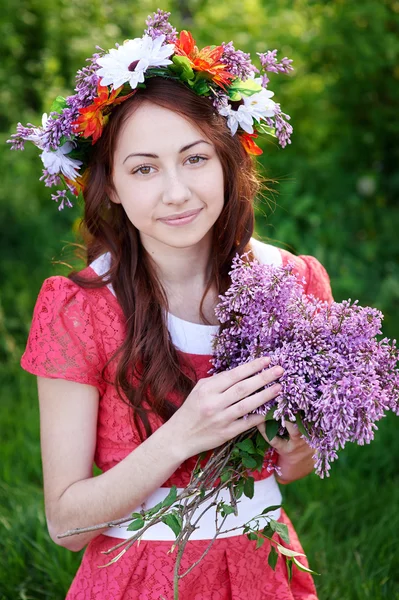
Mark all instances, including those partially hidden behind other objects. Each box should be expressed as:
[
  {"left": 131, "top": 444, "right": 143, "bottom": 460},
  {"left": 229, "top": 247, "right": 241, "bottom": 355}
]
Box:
[{"left": 8, "top": 9, "right": 293, "bottom": 210}]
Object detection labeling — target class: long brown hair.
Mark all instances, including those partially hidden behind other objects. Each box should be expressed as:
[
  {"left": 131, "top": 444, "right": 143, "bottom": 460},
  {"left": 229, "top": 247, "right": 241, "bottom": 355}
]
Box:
[{"left": 70, "top": 77, "right": 261, "bottom": 441}]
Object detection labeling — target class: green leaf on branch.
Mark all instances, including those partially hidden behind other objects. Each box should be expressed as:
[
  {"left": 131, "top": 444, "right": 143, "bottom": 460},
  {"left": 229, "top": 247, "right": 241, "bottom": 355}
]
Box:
[
  {"left": 145, "top": 502, "right": 163, "bottom": 517},
  {"left": 220, "top": 471, "right": 231, "bottom": 483},
  {"left": 255, "top": 431, "right": 269, "bottom": 454},
  {"left": 127, "top": 517, "right": 145, "bottom": 531},
  {"left": 236, "top": 438, "right": 256, "bottom": 454},
  {"left": 270, "top": 521, "right": 290, "bottom": 544},
  {"left": 241, "top": 452, "right": 257, "bottom": 469},
  {"left": 268, "top": 546, "right": 279, "bottom": 570},
  {"left": 130, "top": 512, "right": 143, "bottom": 519},
  {"left": 264, "top": 406, "right": 277, "bottom": 421},
  {"left": 161, "top": 513, "right": 182, "bottom": 537},
  {"left": 243, "top": 477, "right": 255, "bottom": 499},
  {"left": 247, "top": 532, "right": 257, "bottom": 541},
  {"left": 265, "top": 419, "right": 280, "bottom": 441},
  {"left": 261, "top": 505, "right": 282, "bottom": 515},
  {"left": 287, "top": 559, "right": 293, "bottom": 582},
  {"left": 292, "top": 556, "right": 319, "bottom": 575},
  {"left": 161, "top": 486, "right": 178, "bottom": 508},
  {"left": 256, "top": 536, "right": 265, "bottom": 549},
  {"left": 276, "top": 543, "right": 305, "bottom": 558},
  {"left": 220, "top": 503, "right": 236, "bottom": 517},
  {"left": 295, "top": 412, "right": 309, "bottom": 438}
]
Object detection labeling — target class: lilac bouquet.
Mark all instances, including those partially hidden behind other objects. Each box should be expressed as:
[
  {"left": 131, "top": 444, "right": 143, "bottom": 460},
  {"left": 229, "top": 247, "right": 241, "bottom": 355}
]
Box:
[{"left": 211, "top": 254, "right": 399, "bottom": 477}]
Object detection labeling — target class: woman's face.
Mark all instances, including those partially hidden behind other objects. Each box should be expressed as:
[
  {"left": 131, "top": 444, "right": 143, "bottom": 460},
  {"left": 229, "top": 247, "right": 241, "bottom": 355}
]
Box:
[{"left": 111, "top": 101, "right": 225, "bottom": 252}]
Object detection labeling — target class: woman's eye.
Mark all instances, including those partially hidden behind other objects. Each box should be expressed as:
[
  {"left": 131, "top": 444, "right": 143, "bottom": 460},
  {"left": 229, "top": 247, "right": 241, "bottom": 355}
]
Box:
[
  {"left": 132, "top": 165, "right": 154, "bottom": 176},
  {"left": 186, "top": 155, "right": 207, "bottom": 165}
]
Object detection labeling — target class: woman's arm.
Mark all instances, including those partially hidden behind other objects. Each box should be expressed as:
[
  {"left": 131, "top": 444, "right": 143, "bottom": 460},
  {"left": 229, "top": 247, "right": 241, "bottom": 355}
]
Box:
[
  {"left": 38, "top": 357, "right": 283, "bottom": 551},
  {"left": 38, "top": 377, "right": 187, "bottom": 552}
]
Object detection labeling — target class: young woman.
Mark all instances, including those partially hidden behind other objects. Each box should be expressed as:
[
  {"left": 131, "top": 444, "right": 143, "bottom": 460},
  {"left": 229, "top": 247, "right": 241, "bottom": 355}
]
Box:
[{"left": 15, "top": 12, "right": 333, "bottom": 599}]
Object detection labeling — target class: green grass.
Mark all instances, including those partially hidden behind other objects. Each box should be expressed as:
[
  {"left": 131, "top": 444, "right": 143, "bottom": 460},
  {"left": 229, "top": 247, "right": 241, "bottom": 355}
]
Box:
[{"left": 1, "top": 362, "right": 398, "bottom": 599}]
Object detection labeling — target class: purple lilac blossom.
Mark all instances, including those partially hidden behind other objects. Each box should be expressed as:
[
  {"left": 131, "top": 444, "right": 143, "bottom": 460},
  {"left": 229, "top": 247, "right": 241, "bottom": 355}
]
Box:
[
  {"left": 40, "top": 169, "right": 61, "bottom": 187},
  {"left": 258, "top": 50, "right": 294, "bottom": 75},
  {"left": 51, "top": 189, "right": 73, "bottom": 211},
  {"left": 264, "top": 103, "right": 293, "bottom": 148},
  {"left": 7, "top": 123, "right": 42, "bottom": 151},
  {"left": 210, "top": 255, "right": 399, "bottom": 477},
  {"left": 145, "top": 9, "right": 178, "bottom": 44},
  {"left": 74, "top": 49, "right": 103, "bottom": 105},
  {"left": 220, "top": 42, "right": 258, "bottom": 81}
]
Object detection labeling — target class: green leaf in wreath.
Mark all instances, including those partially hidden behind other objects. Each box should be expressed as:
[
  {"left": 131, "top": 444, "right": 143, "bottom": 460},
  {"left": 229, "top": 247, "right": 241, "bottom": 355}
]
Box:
[
  {"left": 172, "top": 55, "right": 194, "bottom": 82},
  {"left": 127, "top": 517, "right": 145, "bottom": 531},
  {"left": 265, "top": 419, "right": 280, "bottom": 441},
  {"left": 50, "top": 96, "right": 68, "bottom": 115},
  {"left": 268, "top": 546, "right": 279, "bottom": 570},
  {"left": 243, "top": 477, "right": 255, "bottom": 499},
  {"left": 161, "top": 513, "right": 182, "bottom": 537},
  {"left": 227, "top": 78, "right": 263, "bottom": 101}
]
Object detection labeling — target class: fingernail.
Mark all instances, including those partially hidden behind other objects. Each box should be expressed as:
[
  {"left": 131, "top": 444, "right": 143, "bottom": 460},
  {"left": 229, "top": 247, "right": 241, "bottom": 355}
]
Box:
[
  {"left": 262, "top": 357, "right": 271, "bottom": 365},
  {"left": 273, "top": 366, "right": 284, "bottom": 376}
]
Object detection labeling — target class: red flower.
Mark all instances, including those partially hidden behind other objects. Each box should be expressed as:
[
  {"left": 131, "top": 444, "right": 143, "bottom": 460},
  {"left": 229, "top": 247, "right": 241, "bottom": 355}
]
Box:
[
  {"left": 240, "top": 132, "right": 263, "bottom": 156},
  {"left": 72, "top": 84, "right": 135, "bottom": 144},
  {"left": 174, "top": 30, "right": 235, "bottom": 89}
]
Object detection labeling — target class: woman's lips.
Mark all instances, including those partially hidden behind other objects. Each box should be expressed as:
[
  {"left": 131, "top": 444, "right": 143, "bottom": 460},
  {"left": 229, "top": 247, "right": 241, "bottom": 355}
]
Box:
[{"left": 159, "top": 209, "right": 202, "bottom": 226}]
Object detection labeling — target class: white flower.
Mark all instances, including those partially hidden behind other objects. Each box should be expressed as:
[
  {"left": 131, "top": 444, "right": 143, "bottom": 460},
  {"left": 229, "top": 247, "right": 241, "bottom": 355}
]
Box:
[
  {"left": 25, "top": 113, "right": 49, "bottom": 149},
  {"left": 218, "top": 103, "right": 254, "bottom": 135},
  {"left": 40, "top": 142, "right": 82, "bottom": 181},
  {"left": 96, "top": 34, "right": 175, "bottom": 90},
  {"left": 242, "top": 78, "right": 276, "bottom": 122}
]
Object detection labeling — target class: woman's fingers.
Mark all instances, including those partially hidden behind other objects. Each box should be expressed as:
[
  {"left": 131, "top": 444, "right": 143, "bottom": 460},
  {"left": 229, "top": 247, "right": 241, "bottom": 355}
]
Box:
[
  {"left": 225, "top": 382, "right": 282, "bottom": 421},
  {"left": 210, "top": 357, "right": 271, "bottom": 394},
  {"left": 219, "top": 364, "right": 285, "bottom": 410}
]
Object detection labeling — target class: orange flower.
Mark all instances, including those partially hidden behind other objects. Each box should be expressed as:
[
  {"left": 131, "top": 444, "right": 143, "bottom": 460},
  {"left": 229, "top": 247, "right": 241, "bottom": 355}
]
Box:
[
  {"left": 240, "top": 132, "right": 263, "bottom": 156},
  {"left": 64, "top": 169, "right": 89, "bottom": 196},
  {"left": 174, "top": 30, "right": 235, "bottom": 89},
  {"left": 72, "top": 84, "right": 135, "bottom": 144}
]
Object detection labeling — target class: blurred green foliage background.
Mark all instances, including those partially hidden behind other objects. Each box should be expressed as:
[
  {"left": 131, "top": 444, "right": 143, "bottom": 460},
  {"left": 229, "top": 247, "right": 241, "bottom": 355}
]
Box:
[{"left": 0, "top": 1, "right": 398, "bottom": 598}]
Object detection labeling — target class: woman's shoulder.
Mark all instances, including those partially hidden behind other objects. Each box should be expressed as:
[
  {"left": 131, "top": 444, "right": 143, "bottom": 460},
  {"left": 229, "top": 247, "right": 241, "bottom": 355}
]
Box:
[{"left": 250, "top": 238, "right": 333, "bottom": 303}]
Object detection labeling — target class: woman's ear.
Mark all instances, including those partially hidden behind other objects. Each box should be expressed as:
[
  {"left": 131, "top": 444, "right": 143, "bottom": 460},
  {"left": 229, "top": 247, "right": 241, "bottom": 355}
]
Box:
[{"left": 106, "top": 185, "right": 121, "bottom": 205}]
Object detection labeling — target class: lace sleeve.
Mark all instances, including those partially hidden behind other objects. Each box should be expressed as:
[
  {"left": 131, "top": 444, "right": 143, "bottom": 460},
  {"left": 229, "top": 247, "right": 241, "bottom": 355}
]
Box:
[
  {"left": 280, "top": 249, "right": 334, "bottom": 303},
  {"left": 21, "top": 276, "right": 105, "bottom": 390}
]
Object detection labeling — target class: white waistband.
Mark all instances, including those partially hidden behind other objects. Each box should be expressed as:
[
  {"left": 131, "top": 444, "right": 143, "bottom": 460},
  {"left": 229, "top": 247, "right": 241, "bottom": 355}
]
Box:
[{"left": 102, "top": 475, "right": 282, "bottom": 541}]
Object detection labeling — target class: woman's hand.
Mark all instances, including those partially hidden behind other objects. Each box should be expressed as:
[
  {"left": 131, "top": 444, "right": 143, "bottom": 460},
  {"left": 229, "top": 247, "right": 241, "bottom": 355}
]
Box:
[
  {"left": 167, "top": 357, "right": 284, "bottom": 461},
  {"left": 257, "top": 421, "right": 316, "bottom": 484}
]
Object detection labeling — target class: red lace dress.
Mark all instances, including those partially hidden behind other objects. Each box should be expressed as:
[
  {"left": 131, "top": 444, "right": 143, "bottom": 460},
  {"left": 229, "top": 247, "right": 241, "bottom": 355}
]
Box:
[{"left": 21, "top": 241, "right": 333, "bottom": 600}]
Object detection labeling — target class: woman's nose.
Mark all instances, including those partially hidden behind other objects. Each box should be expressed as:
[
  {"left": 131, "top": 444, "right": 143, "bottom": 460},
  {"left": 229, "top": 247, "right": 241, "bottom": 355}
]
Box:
[{"left": 162, "top": 171, "right": 192, "bottom": 204}]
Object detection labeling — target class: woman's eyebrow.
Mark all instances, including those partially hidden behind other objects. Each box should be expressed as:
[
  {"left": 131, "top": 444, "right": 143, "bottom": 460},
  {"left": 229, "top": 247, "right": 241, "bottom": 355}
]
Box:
[{"left": 123, "top": 140, "right": 211, "bottom": 164}]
